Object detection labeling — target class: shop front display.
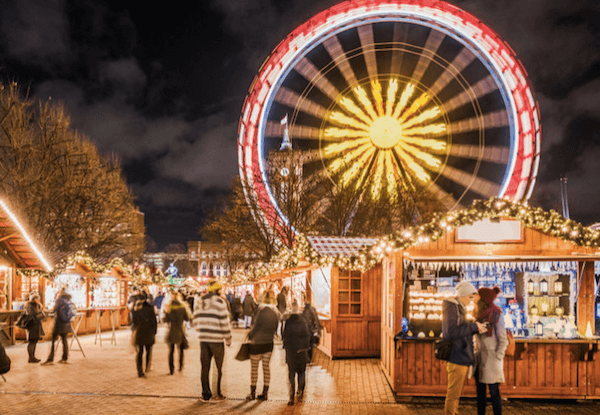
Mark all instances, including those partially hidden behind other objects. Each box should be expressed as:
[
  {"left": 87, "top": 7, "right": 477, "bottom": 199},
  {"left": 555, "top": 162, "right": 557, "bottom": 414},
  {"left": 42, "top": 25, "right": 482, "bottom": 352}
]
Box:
[
  {"left": 383, "top": 217, "right": 600, "bottom": 400},
  {"left": 45, "top": 273, "right": 87, "bottom": 310},
  {"left": 91, "top": 276, "right": 121, "bottom": 308}
]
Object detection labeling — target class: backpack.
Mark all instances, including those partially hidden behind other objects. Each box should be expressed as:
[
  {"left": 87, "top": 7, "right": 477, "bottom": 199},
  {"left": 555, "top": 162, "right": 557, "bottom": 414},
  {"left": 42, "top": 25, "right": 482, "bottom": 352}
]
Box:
[
  {"left": 0, "top": 343, "right": 10, "bottom": 375},
  {"left": 59, "top": 301, "right": 75, "bottom": 323}
]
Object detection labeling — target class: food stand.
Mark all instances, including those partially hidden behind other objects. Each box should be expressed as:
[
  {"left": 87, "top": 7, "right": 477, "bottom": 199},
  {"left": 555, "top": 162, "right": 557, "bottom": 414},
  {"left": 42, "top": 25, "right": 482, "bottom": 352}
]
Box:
[
  {"left": 0, "top": 198, "right": 53, "bottom": 345},
  {"left": 381, "top": 205, "right": 600, "bottom": 400}
]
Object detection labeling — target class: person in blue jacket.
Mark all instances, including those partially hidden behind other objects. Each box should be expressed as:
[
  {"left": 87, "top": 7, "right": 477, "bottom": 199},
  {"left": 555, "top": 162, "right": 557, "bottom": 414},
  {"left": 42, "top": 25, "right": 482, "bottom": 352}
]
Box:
[{"left": 442, "top": 281, "right": 488, "bottom": 415}]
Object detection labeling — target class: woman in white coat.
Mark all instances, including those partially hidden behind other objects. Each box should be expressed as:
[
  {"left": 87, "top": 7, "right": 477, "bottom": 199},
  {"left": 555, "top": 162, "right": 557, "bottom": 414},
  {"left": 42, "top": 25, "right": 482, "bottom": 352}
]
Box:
[{"left": 474, "top": 286, "right": 508, "bottom": 415}]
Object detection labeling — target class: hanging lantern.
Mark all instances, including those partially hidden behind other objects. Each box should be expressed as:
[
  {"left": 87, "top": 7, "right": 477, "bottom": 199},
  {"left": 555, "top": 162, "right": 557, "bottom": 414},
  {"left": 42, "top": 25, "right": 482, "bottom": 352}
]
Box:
[
  {"left": 540, "top": 278, "right": 548, "bottom": 295},
  {"left": 554, "top": 280, "right": 563, "bottom": 294},
  {"left": 527, "top": 279, "right": 534, "bottom": 295}
]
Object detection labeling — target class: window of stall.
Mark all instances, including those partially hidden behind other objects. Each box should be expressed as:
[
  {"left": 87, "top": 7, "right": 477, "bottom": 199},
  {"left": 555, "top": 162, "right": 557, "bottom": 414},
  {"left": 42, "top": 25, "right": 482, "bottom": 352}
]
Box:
[
  {"left": 45, "top": 273, "right": 87, "bottom": 310},
  {"left": 0, "top": 265, "right": 12, "bottom": 310},
  {"left": 91, "top": 275, "right": 121, "bottom": 307},
  {"left": 311, "top": 267, "right": 331, "bottom": 318},
  {"left": 338, "top": 269, "right": 361, "bottom": 315}
]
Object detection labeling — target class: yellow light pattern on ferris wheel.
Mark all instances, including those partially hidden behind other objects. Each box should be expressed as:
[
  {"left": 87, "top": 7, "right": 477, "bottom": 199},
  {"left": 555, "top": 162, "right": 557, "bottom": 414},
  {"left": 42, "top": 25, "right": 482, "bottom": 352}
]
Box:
[{"left": 322, "top": 79, "right": 447, "bottom": 199}]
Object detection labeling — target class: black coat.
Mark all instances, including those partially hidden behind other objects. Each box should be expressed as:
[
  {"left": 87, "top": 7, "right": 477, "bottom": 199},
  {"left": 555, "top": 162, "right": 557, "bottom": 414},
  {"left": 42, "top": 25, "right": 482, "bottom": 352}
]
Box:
[
  {"left": 132, "top": 301, "right": 157, "bottom": 346},
  {"left": 164, "top": 300, "right": 190, "bottom": 345},
  {"left": 53, "top": 295, "right": 73, "bottom": 335},
  {"left": 25, "top": 301, "right": 45, "bottom": 341},
  {"left": 283, "top": 313, "right": 311, "bottom": 369},
  {"left": 243, "top": 294, "right": 257, "bottom": 317},
  {"left": 231, "top": 297, "right": 243, "bottom": 319}
]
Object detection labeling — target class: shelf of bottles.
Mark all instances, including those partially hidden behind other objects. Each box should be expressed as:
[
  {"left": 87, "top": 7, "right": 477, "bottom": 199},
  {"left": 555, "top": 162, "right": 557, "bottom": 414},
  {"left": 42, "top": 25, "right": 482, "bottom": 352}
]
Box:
[
  {"left": 91, "top": 276, "right": 120, "bottom": 308},
  {"left": 45, "top": 273, "right": 87, "bottom": 310}
]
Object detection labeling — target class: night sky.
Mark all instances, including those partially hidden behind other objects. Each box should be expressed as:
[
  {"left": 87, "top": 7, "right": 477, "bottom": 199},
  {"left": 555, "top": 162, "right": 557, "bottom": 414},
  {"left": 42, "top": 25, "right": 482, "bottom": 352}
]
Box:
[{"left": 1, "top": 0, "right": 600, "bottom": 250}]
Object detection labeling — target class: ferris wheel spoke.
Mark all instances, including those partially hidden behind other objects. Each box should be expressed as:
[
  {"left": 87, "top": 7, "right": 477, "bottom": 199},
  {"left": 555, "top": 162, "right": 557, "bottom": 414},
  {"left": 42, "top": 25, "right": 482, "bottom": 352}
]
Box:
[
  {"left": 390, "top": 23, "right": 409, "bottom": 73},
  {"left": 428, "top": 182, "right": 459, "bottom": 210},
  {"left": 442, "top": 75, "right": 497, "bottom": 114},
  {"left": 274, "top": 87, "right": 327, "bottom": 119},
  {"left": 410, "top": 30, "right": 446, "bottom": 85},
  {"left": 440, "top": 165, "right": 501, "bottom": 199},
  {"left": 357, "top": 24, "right": 378, "bottom": 80},
  {"left": 428, "top": 48, "right": 477, "bottom": 97},
  {"left": 449, "top": 110, "right": 509, "bottom": 135},
  {"left": 295, "top": 57, "right": 340, "bottom": 101},
  {"left": 448, "top": 144, "right": 510, "bottom": 165},
  {"left": 323, "top": 36, "right": 359, "bottom": 87},
  {"left": 265, "top": 121, "right": 320, "bottom": 141}
]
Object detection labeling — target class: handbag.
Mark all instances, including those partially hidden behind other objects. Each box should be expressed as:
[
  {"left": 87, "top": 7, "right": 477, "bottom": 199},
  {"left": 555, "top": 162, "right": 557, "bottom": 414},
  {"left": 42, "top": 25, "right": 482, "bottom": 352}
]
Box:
[
  {"left": 434, "top": 339, "right": 453, "bottom": 361},
  {"left": 181, "top": 335, "right": 190, "bottom": 350},
  {"left": 16, "top": 313, "right": 33, "bottom": 330},
  {"left": 235, "top": 342, "right": 250, "bottom": 361}
]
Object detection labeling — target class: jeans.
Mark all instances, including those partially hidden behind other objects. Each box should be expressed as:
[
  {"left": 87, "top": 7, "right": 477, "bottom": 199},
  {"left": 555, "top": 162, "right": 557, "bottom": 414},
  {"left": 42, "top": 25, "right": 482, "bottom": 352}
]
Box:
[
  {"left": 201, "top": 342, "right": 225, "bottom": 399},
  {"left": 476, "top": 377, "right": 502, "bottom": 415},
  {"left": 136, "top": 344, "right": 152, "bottom": 375},
  {"left": 169, "top": 343, "right": 184, "bottom": 373},
  {"left": 47, "top": 332, "right": 68, "bottom": 362},
  {"left": 445, "top": 362, "right": 469, "bottom": 415}
]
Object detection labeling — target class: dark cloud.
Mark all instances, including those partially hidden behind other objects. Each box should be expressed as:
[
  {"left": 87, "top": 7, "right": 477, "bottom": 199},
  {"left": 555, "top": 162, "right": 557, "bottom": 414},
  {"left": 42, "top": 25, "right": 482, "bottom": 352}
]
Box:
[{"left": 2, "top": 0, "right": 600, "bottom": 248}]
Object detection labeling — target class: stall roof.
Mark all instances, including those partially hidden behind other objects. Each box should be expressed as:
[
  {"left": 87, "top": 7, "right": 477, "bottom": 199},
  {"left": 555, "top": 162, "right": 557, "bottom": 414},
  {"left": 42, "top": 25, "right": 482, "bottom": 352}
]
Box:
[
  {"left": 307, "top": 236, "right": 378, "bottom": 257},
  {"left": 0, "top": 198, "right": 52, "bottom": 271}
]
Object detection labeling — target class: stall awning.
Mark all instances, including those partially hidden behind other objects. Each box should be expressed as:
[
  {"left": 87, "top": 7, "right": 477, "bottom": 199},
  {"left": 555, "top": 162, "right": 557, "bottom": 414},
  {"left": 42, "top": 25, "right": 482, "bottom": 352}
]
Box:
[
  {"left": 307, "top": 236, "right": 378, "bottom": 257},
  {"left": 0, "top": 198, "right": 52, "bottom": 271}
]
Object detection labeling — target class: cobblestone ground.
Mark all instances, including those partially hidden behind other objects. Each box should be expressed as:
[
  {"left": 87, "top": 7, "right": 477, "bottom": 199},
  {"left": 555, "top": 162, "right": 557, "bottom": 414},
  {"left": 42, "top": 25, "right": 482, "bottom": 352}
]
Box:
[{"left": 1, "top": 325, "right": 599, "bottom": 414}]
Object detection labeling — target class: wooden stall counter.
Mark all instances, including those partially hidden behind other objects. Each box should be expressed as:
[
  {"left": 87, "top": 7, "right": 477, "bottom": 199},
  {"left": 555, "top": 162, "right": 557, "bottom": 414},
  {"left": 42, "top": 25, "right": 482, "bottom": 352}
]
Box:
[{"left": 394, "top": 336, "right": 600, "bottom": 399}]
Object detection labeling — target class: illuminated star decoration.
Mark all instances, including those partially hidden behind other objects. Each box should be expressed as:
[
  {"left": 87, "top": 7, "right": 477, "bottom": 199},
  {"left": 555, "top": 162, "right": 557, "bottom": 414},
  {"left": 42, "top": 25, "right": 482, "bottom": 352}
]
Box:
[{"left": 321, "top": 79, "right": 448, "bottom": 199}]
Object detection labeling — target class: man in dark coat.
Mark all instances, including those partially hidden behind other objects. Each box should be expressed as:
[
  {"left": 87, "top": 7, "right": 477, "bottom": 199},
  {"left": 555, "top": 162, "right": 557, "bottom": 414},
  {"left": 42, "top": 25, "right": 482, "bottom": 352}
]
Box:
[
  {"left": 442, "top": 281, "right": 487, "bottom": 415},
  {"left": 132, "top": 294, "right": 157, "bottom": 377},
  {"left": 24, "top": 294, "right": 46, "bottom": 363},
  {"left": 243, "top": 292, "right": 257, "bottom": 328},
  {"left": 283, "top": 306, "right": 311, "bottom": 405},
  {"left": 42, "top": 288, "right": 73, "bottom": 365},
  {"left": 302, "top": 300, "right": 322, "bottom": 362},
  {"left": 231, "top": 295, "right": 243, "bottom": 328}
]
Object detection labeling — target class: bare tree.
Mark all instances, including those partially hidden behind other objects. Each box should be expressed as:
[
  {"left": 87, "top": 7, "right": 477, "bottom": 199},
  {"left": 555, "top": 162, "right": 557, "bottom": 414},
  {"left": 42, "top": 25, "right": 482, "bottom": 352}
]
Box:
[{"left": 0, "top": 82, "right": 144, "bottom": 260}]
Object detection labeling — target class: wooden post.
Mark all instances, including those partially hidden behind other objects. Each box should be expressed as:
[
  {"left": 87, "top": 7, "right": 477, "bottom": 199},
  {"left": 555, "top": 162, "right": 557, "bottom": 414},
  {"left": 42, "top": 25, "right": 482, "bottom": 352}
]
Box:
[{"left": 577, "top": 261, "right": 595, "bottom": 335}]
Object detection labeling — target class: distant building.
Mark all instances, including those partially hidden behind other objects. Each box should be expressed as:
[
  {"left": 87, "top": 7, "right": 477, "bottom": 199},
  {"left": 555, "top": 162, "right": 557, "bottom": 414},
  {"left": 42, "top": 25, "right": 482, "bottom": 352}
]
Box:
[{"left": 187, "top": 241, "right": 260, "bottom": 278}]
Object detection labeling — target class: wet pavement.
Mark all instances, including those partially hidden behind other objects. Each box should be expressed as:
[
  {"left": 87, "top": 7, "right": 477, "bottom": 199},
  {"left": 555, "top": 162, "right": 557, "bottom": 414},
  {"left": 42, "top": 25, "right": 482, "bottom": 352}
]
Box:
[{"left": 1, "top": 325, "right": 599, "bottom": 414}]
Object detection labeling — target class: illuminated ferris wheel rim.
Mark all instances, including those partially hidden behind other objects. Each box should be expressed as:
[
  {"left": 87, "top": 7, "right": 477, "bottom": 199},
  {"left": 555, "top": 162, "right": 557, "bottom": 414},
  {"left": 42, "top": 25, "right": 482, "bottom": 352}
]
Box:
[{"left": 238, "top": 0, "right": 541, "bottom": 229}]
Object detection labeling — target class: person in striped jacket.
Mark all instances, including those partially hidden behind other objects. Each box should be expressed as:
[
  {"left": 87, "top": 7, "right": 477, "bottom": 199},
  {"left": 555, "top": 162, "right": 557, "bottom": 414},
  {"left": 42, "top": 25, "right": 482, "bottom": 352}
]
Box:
[{"left": 193, "top": 281, "right": 232, "bottom": 402}]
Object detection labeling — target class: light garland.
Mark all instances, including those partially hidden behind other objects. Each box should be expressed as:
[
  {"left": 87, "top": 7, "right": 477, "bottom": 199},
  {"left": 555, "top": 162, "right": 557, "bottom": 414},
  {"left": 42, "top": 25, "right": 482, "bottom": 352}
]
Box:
[{"left": 229, "top": 197, "right": 600, "bottom": 284}]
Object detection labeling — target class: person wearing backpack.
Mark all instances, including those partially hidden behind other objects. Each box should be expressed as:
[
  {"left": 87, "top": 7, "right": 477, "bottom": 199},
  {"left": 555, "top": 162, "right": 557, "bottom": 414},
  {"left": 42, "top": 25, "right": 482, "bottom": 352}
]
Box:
[{"left": 42, "top": 288, "right": 74, "bottom": 365}]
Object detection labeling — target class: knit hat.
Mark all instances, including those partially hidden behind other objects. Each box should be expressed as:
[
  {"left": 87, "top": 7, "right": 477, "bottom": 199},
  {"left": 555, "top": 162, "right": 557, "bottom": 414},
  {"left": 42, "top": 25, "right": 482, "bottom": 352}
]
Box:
[
  {"left": 455, "top": 281, "right": 477, "bottom": 297},
  {"left": 478, "top": 286, "right": 500, "bottom": 305},
  {"left": 208, "top": 281, "right": 222, "bottom": 293}
]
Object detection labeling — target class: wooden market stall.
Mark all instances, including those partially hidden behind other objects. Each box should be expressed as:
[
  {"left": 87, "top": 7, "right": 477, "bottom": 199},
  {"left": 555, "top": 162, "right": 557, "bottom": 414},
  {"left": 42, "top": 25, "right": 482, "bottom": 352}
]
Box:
[
  {"left": 381, "top": 214, "right": 600, "bottom": 399},
  {"left": 0, "top": 198, "right": 53, "bottom": 345},
  {"left": 249, "top": 236, "right": 383, "bottom": 359}
]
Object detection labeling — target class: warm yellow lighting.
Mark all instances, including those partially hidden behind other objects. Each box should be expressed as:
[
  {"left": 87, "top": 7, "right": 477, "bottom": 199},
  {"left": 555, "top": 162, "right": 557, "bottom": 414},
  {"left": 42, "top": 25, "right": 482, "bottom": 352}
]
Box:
[
  {"left": 321, "top": 78, "right": 448, "bottom": 199},
  {"left": 0, "top": 199, "right": 52, "bottom": 272},
  {"left": 369, "top": 116, "right": 402, "bottom": 149}
]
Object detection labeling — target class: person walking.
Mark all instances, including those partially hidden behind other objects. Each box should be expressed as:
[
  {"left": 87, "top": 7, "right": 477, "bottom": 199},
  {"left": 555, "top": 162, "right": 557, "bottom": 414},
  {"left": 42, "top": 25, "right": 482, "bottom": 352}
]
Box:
[
  {"left": 231, "top": 295, "right": 243, "bottom": 328},
  {"left": 164, "top": 291, "right": 191, "bottom": 375},
  {"left": 246, "top": 289, "right": 279, "bottom": 401},
  {"left": 276, "top": 286, "right": 289, "bottom": 338},
  {"left": 302, "top": 295, "right": 322, "bottom": 362},
  {"left": 243, "top": 292, "right": 257, "bottom": 329},
  {"left": 154, "top": 291, "right": 165, "bottom": 323},
  {"left": 131, "top": 293, "right": 157, "bottom": 378},
  {"left": 41, "top": 288, "right": 73, "bottom": 366},
  {"left": 475, "top": 287, "right": 508, "bottom": 415},
  {"left": 282, "top": 302, "right": 311, "bottom": 405},
  {"left": 442, "top": 281, "right": 488, "bottom": 415},
  {"left": 24, "top": 294, "right": 46, "bottom": 363},
  {"left": 193, "top": 281, "right": 231, "bottom": 402}
]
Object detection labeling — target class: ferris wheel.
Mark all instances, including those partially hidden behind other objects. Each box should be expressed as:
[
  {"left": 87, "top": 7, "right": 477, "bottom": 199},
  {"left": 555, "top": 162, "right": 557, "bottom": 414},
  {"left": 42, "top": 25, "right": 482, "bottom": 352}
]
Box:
[{"left": 238, "top": 0, "right": 540, "bottom": 233}]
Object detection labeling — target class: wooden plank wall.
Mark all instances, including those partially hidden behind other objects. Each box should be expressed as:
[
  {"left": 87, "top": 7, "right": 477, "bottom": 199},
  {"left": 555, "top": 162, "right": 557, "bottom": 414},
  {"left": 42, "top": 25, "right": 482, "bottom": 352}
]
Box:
[
  {"left": 333, "top": 265, "right": 382, "bottom": 358},
  {"left": 407, "top": 227, "right": 592, "bottom": 257},
  {"left": 395, "top": 340, "right": 596, "bottom": 398}
]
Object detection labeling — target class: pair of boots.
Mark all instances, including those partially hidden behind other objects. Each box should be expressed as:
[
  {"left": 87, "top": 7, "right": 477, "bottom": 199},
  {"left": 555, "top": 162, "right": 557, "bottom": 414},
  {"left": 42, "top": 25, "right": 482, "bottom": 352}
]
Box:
[
  {"left": 288, "top": 388, "right": 304, "bottom": 405},
  {"left": 246, "top": 385, "right": 268, "bottom": 400}
]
